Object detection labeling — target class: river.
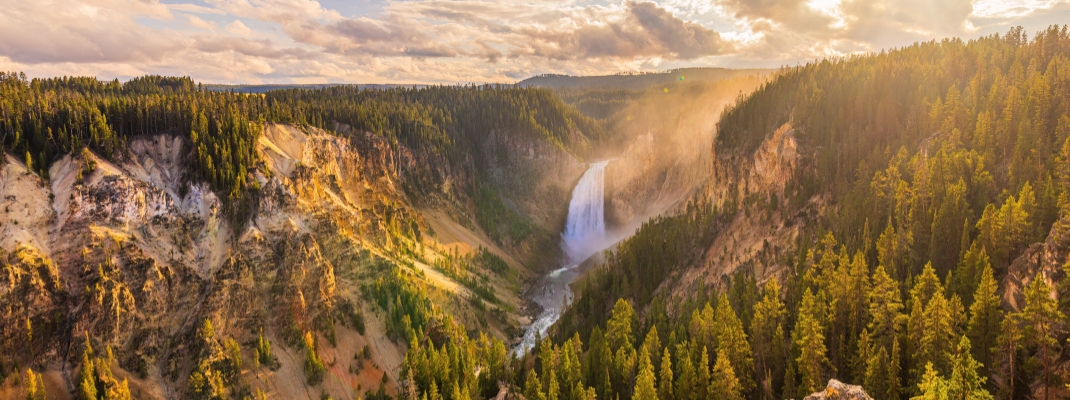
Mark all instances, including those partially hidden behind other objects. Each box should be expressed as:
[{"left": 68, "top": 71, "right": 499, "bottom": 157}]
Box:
[{"left": 514, "top": 160, "right": 611, "bottom": 355}]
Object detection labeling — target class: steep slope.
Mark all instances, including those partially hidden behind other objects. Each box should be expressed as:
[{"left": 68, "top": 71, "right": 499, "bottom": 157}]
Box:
[
  {"left": 0, "top": 75, "right": 602, "bottom": 399},
  {"left": 542, "top": 27, "right": 1070, "bottom": 400},
  {"left": 0, "top": 121, "right": 569, "bottom": 399}
]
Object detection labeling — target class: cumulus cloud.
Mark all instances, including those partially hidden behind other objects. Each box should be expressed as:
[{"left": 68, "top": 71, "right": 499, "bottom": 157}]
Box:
[
  {"left": 513, "top": 2, "right": 731, "bottom": 60},
  {"left": 225, "top": 20, "right": 254, "bottom": 36},
  {"left": 0, "top": 0, "right": 179, "bottom": 64},
  {"left": 0, "top": 0, "right": 1066, "bottom": 83},
  {"left": 321, "top": 16, "right": 459, "bottom": 57},
  {"left": 187, "top": 14, "right": 217, "bottom": 31},
  {"left": 710, "top": 0, "right": 981, "bottom": 62},
  {"left": 194, "top": 37, "right": 309, "bottom": 59}
]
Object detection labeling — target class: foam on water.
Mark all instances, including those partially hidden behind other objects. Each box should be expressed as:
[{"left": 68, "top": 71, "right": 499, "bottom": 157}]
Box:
[
  {"left": 561, "top": 160, "right": 609, "bottom": 264},
  {"left": 514, "top": 161, "right": 610, "bottom": 355}
]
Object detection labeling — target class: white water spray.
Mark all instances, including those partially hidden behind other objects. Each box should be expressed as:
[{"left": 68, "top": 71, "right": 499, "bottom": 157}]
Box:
[
  {"left": 562, "top": 160, "right": 609, "bottom": 264},
  {"left": 514, "top": 161, "right": 610, "bottom": 355}
]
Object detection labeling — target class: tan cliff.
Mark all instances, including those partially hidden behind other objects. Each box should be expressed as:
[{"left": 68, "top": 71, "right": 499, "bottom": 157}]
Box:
[
  {"left": 0, "top": 123, "right": 576, "bottom": 400},
  {"left": 669, "top": 122, "right": 805, "bottom": 291}
]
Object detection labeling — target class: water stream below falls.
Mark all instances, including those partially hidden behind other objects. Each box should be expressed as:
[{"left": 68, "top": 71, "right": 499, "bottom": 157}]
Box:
[{"left": 514, "top": 161, "right": 610, "bottom": 355}]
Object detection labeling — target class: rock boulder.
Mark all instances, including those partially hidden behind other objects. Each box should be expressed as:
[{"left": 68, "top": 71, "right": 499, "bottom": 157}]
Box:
[{"left": 803, "top": 379, "right": 873, "bottom": 400}]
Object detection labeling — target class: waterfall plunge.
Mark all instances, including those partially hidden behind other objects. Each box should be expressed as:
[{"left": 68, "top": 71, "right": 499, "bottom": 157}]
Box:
[
  {"left": 562, "top": 160, "right": 609, "bottom": 265},
  {"left": 513, "top": 161, "right": 611, "bottom": 355}
]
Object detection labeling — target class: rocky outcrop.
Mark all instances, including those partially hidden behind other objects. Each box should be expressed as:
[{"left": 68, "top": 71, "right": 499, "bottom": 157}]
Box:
[
  {"left": 803, "top": 379, "right": 873, "bottom": 400},
  {"left": 1002, "top": 211, "right": 1070, "bottom": 311},
  {"left": 0, "top": 244, "right": 67, "bottom": 359},
  {"left": 673, "top": 122, "right": 804, "bottom": 290},
  {"left": 0, "top": 122, "right": 560, "bottom": 399},
  {"left": 709, "top": 122, "right": 798, "bottom": 210}
]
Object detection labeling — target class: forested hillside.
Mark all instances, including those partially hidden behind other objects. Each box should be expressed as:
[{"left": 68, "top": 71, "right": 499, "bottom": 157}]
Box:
[
  {"left": 0, "top": 74, "right": 600, "bottom": 235},
  {"left": 7, "top": 24, "right": 1070, "bottom": 400},
  {"left": 0, "top": 74, "right": 601, "bottom": 399},
  {"left": 533, "top": 26, "right": 1070, "bottom": 400}
]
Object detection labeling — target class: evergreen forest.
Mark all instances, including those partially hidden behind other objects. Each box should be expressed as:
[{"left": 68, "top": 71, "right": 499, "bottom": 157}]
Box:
[{"left": 4, "top": 24, "right": 1070, "bottom": 400}]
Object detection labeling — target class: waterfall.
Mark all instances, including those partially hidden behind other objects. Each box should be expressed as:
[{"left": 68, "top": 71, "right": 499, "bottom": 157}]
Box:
[
  {"left": 562, "top": 160, "right": 609, "bottom": 265},
  {"left": 513, "top": 161, "right": 611, "bottom": 356}
]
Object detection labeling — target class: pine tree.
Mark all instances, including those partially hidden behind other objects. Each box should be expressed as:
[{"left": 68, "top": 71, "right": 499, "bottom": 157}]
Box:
[
  {"left": 951, "top": 243, "right": 991, "bottom": 305},
  {"left": 24, "top": 368, "right": 46, "bottom": 400},
  {"left": 429, "top": 381, "right": 443, "bottom": 400},
  {"left": 539, "top": 338, "right": 556, "bottom": 387},
  {"left": 633, "top": 347, "right": 658, "bottom": 400},
  {"left": 710, "top": 349, "right": 743, "bottom": 400},
  {"left": 994, "top": 314, "right": 1024, "bottom": 400},
  {"left": 111, "top": 379, "right": 132, "bottom": 400},
  {"left": 877, "top": 219, "right": 912, "bottom": 280},
  {"left": 77, "top": 335, "right": 97, "bottom": 400},
  {"left": 910, "top": 263, "right": 943, "bottom": 307},
  {"left": 557, "top": 338, "right": 581, "bottom": 399},
  {"left": 781, "top": 360, "right": 797, "bottom": 400},
  {"left": 303, "top": 331, "right": 327, "bottom": 385},
  {"left": 865, "top": 335, "right": 903, "bottom": 400},
  {"left": 548, "top": 369, "right": 561, "bottom": 400},
  {"left": 607, "top": 299, "right": 636, "bottom": 353},
  {"left": 696, "top": 347, "right": 710, "bottom": 400},
  {"left": 658, "top": 348, "right": 673, "bottom": 400},
  {"left": 612, "top": 345, "right": 636, "bottom": 398},
  {"left": 946, "top": 336, "right": 993, "bottom": 400},
  {"left": 572, "top": 382, "right": 596, "bottom": 400},
  {"left": 930, "top": 181, "right": 968, "bottom": 275},
  {"left": 1020, "top": 273, "right": 1064, "bottom": 399},
  {"left": 525, "top": 370, "right": 546, "bottom": 400},
  {"left": 966, "top": 265, "right": 1000, "bottom": 378},
  {"left": 714, "top": 294, "right": 755, "bottom": 394},
  {"left": 889, "top": 336, "right": 902, "bottom": 400},
  {"left": 867, "top": 265, "right": 904, "bottom": 358},
  {"left": 641, "top": 326, "right": 661, "bottom": 373},
  {"left": 750, "top": 278, "right": 786, "bottom": 399},
  {"left": 794, "top": 289, "right": 831, "bottom": 397},
  {"left": 915, "top": 292, "right": 956, "bottom": 381},
  {"left": 674, "top": 344, "right": 695, "bottom": 400},
  {"left": 914, "top": 363, "right": 949, "bottom": 400},
  {"left": 852, "top": 329, "right": 872, "bottom": 383}
]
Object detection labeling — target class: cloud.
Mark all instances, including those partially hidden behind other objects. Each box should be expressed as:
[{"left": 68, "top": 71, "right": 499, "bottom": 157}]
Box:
[
  {"left": 225, "top": 20, "right": 253, "bottom": 36},
  {"left": 501, "top": 2, "right": 733, "bottom": 60},
  {"left": 0, "top": 0, "right": 180, "bottom": 64},
  {"left": 168, "top": 3, "right": 226, "bottom": 15},
  {"left": 710, "top": 0, "right": 979, "bottom": 62},
  {"left": 0, "top": 0, "right": 1067, "bottom": 83},
  {"left": 322, "top": 16, "right": 459, "bottom": 57},
  {"left": 187, "top": 14, "right": 216, "bottom": 30},
  {"left": 194, "top": 37, "right": 309, "bottom": 59},
  {"left": 973, "top": 0, "right": 1065, "bottom": 18},
  {"left": 629, "top": 2, "right": 732, "bottom": 58}
]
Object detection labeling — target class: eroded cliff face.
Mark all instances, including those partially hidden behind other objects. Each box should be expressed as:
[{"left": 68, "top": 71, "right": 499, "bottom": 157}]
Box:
[
  {"left": 478, "top": 128, "right": 586, "bottom": 235},
  {"left": 0, "top": 123, "right": 564, "bottom": 399},
  {"left": 671, "top": 122, "right": 806, "bottom": 289},
  {"left": 1002, "top": 212, "right": 1070, "bottom": 311}
]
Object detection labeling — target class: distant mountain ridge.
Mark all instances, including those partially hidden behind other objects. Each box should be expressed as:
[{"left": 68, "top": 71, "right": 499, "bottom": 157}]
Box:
[
  {"left": 518, "top": 67, "right": 774, "bottom": 90},
  {"left": 204, "top": 83, "right": 428, "bottom": 93}
]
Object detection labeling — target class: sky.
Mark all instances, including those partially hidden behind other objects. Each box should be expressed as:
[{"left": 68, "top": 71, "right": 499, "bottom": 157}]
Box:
[{"left": 1, "top": 0, "right": 1069, "bottom": 84}]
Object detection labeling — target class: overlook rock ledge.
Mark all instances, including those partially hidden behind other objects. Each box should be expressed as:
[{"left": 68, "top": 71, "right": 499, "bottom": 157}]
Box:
[{"left": 803, "top": 379, "right": 873, "bottom": 400}]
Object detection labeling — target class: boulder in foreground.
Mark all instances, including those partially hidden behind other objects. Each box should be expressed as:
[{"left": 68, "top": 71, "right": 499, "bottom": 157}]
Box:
[{"left": 803, "top": 379, "right": 873, "bottom": 400}]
